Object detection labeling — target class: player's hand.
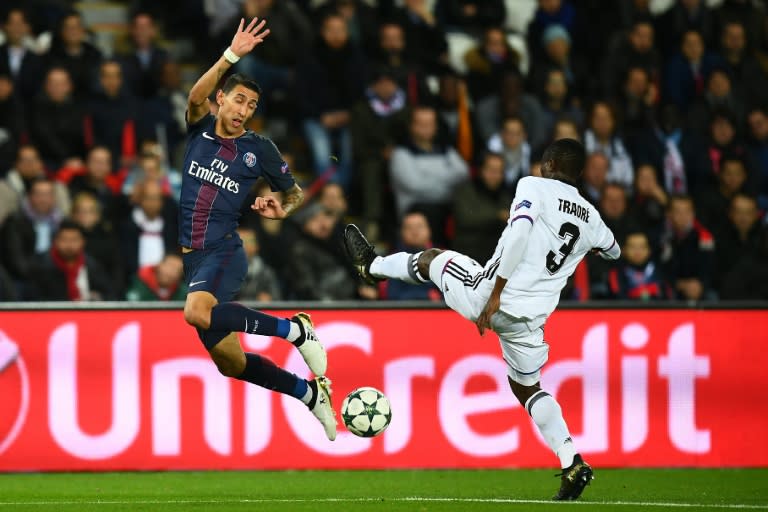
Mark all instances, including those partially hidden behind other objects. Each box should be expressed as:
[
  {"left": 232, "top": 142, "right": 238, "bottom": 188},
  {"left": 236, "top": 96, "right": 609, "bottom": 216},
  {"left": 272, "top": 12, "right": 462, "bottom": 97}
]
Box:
[
  {"left": 475, "top": 294, "right": 500, "bottom": 336},
  {"left": 230, "top": 18, "right": 270, "bottom": 58},
  {"left": 251, "top": 196, "right": 287, "bottom": 219}
]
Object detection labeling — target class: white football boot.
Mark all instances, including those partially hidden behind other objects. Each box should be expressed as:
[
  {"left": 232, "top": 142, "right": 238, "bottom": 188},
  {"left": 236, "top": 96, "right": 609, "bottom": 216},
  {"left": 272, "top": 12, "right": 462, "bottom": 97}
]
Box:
[
  {"left": 292, "top": 312, "right": 327, "bottom": 376},
  {"left": 309, "top": 376, "right": 337, "bottom": 441}
]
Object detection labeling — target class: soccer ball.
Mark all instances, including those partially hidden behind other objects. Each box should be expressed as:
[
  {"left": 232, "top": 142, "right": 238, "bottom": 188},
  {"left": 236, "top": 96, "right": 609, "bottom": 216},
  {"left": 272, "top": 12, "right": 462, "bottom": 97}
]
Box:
[{"left": 341, "top": 387, "right": 392, "bottom": 437}]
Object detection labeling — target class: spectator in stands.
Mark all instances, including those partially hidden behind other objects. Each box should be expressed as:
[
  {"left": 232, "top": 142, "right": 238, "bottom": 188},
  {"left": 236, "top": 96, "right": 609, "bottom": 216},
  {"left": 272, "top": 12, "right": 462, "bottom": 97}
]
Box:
[
  {"left": 316, "top": 0, "right": 380, "bottom": 55},
  {"left": 390, "top": 106, "right": 468, "bottom": 238},
  {"left": 350, "top": 66, "right": 409, "bottom": 239},
  {"left": 486, "top": 116, "right": 531, "bottom": 191},
  {"left": 126, "top": 253, "right": 186, "bottom": 301},
  {"left": 0, "top": 178, "right": 63, "bottom": 283},
  {"left": 615, "top": 66, "right": 656, "bottom": 141},
  {"left": 660, "top": 194, "right": 715, "bottom": 300},
  {"left": 390, "top": 0, "right": 448, "bottom": 73},
  {"left": 686, "top": 68, "right": 745, "bottom": 136},
  {"left": 295, "top": 12, "right": 366, "bottom": 191},
  {"left": 0, "top": 262, "right": 16, "bottom": 301},
  {"left": 537, "top": 68, "right": 584, "bottom": 141},
  {"left": 137, "top": 61, "right": 187, "bottom": 158},
  {"left": 655, "top": 0, "right": 716, "bottom": 54},
  {"left": 599, "top": 183, "right": 633, "bottom": 247},
  {"left": 663, "top": 30, "right": 720, "bottom": 113},
  {"left": 528, "top": 24, "right": 589, "bottom": 103},
  {"left": 68, "top": 146, "right": 121, "bottom": 222},
  {"left": 120, "top": 179, "right": 177, "bottom": 283},
  {"left": 223, "top": 0, "right": 312, "bottom": 116},
  {"left": 44, "top": 10, "right": 102, "bottom": 98},
  {"left": 434, "top": 70, "right": 474, "bottom": 157},
  {"left": 0, "top": 8, "right": 44, "bottom": 106},
  {"left": 0, "top": 145, "right": 70, "bottom": 226},
  {"left": 475, "top": 71, "right": 547, "bottom": 150},
  {"left": 717, "top": 20, "right": 768, "bottom": 105},
  {"left": 235, "top": 226, "right": 281, "bottom": 302},
  {"left": 119, "top": 12, "right": 169, "bottom": 100},
  {"left": 30, "top": 67, "right": 86, "bottom": 168},
  {"left": 452, "top": 153, "right": 511, "bottom": 263},
  {"left": 608, "top": 231, "right": 670, "bottom": 300},
  {"left": 696, "top": 156, "right": 750, "bottom": 235},
  {"left": 122, "top": 148, "right": 181, "bottom": 203},
  {"left": 384, "top": 211, "right": 441, "bottom": 301},
  {"left": 435, "top": 0, "right": 506, "bottom": 36},
  {"left": 630, "top": 103, "right": 706, "bottom": 196},
  {"left": 580, "top": 151, "right": 610, "bottom": 206},
  {"left": 70, "top": 191, "right": 122, "bottom": 293},
  {"left": 715, "top": 193, "right": 764, "bottom": 295},
  {"left": 373, "top": 22, "right": 430, "bottom": 105},
  {"left": 584, "top": 102, "right": 635, "bottom": 190},
  {"left": 0, "top": 74, "right": 24, "bottom": 174},
  {"left": 318, "top": 182, "right": 349, "bottom": 220},
  {"left": 526, "top": 0, "right": 577, "bottom": 61},
  {"left": 629, "top": 164, "right": 669, "bottom": 250},
  {"left": 87, "top": 60, "right": 139, "bottom": 167},
  {"left": 464, "top": 27, "right": 520, "bottom": 104},
  {"left": 285, "top": 202, "right": 359, "bottom": 300},
  {"left": 718, "top": 216, "right": 768, "bottom": 300},
  {"left": 25, "top": 220, "right": 113, "bottom": 301},
  {"left": 746, "top": 106, "right": 768, "bottom": 209},
  {"left": 698, "top": 110, "right": 750, "bottom": 192},
  {"left": 551, "top": 117, "right": 581, "bottom": 142},
  {"left": 601, "top": 17, "right": 661, "bottom": 98}
]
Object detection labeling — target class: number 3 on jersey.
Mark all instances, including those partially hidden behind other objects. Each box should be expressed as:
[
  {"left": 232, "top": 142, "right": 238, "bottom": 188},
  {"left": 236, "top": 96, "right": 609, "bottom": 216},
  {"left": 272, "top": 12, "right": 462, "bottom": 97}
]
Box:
[{"left": 546, "top": 222, "right": 580, "bottom": 274}]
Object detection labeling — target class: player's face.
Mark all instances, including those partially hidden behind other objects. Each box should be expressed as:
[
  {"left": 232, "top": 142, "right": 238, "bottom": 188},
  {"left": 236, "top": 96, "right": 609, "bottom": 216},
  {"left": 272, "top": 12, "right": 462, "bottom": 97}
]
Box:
[{"left": 218, "top": 85, "right": 259, "bottom": 135}]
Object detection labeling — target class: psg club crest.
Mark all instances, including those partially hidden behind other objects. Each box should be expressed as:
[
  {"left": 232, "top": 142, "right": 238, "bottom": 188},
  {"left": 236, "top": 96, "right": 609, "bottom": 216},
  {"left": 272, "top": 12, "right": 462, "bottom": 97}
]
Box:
[{"left": 243, "top": 152, "right": 257, "bottom": 168}]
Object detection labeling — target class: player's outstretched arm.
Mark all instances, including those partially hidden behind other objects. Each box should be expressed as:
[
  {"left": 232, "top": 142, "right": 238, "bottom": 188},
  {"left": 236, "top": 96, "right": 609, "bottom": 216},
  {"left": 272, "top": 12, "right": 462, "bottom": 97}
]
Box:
[
  {"left": 187, "top": 18, "right": 270, "bottom": 124},
  {"left": 251, "top": 184, "right": 305, "bottom": 219}
]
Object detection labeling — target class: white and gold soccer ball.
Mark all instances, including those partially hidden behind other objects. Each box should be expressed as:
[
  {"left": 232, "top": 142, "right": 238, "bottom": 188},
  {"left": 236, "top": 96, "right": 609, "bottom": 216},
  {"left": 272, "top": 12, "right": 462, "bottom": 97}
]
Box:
[{"left": 341, "top": 387, "right": 392, "bottom": 437}]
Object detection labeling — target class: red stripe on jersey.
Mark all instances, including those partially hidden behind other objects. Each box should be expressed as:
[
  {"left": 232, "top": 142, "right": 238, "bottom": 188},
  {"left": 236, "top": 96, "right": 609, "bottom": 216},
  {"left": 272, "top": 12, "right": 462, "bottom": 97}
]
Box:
[
  {"left": 190, "top": 183, "right": 218, "bottom": 249},
  {"left": 216, "top": 137, "right": 238, "bottom": 161}
]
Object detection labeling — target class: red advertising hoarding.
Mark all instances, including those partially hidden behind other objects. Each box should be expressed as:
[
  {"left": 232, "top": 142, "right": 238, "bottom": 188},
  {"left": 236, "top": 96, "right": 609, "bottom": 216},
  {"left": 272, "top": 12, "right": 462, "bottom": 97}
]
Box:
[{"left": 0, "top": 308, "right": 766, "bottom": 471}]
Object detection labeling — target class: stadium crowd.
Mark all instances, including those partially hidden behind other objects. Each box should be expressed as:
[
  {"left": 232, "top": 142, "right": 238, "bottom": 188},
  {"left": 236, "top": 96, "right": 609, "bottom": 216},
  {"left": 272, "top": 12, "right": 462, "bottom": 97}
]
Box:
[{"left": 0, "top": 0, "right": 767, "bottom": 303}]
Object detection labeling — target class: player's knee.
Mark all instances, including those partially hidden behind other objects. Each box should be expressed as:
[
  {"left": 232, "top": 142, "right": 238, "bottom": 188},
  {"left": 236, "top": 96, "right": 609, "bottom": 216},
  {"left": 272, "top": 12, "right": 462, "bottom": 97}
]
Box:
[
  {"left": 507, "top": 376, "right": 540, "bottom": 406},
  {"left": 212, "top": 352, "right": 244, "bottom": 377},
  {"left": 417, "top": 248, "right": 443, "bottom": 279},
  {"left": 183, "top": 303, "right": 211, "bottom": 330}
]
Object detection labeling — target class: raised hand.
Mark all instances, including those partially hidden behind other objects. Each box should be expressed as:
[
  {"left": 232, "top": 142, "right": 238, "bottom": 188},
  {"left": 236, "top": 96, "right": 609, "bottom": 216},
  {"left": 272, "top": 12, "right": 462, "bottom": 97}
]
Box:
[{"left": 230, "top": 18, "right": 270, "bottom": 58}]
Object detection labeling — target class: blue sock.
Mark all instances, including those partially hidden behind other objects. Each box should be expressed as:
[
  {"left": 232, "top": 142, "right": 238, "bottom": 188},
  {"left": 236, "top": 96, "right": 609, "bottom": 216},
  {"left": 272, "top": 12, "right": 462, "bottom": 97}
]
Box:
[
  {"left": 210, "top": 303, "right": 292, "bottom": 338},
  {"left": 237, "top": 353, "right": 308, "bottom": 400}
]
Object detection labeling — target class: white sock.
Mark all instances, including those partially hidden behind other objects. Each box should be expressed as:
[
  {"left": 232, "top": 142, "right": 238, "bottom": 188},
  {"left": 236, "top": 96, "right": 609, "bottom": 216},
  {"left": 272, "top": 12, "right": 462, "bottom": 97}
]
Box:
[
  {"left": 525, "top": 390, "right": 576, "bottom": 468},
  {"left": 369, "top": 252, "right": 428, "bottom": 284},
  {"left": 286, "top": 321, "right": 301, "bottom": 343},
  {"left": 299, "top": 380, "right": 313, "bottom": 405}
]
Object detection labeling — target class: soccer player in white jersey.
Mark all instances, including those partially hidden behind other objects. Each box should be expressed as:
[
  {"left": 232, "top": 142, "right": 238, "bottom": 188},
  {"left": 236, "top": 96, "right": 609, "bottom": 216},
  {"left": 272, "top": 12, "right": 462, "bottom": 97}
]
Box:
[{"left": 345, "top": 138, "right": 620, "bottom": 500}]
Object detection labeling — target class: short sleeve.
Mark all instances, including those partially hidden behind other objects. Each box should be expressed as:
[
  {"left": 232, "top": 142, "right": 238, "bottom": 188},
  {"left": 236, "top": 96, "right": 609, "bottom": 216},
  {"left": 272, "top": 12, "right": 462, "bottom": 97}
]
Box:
[
  {"left": 186, "top": 112, "right": 213, "bottom": 136},
  {"left": 257, "top": 137, "right": 296, "bottom": 192},
  {"left": 508, "top": 176, "right": 542, "bottom": 226}
]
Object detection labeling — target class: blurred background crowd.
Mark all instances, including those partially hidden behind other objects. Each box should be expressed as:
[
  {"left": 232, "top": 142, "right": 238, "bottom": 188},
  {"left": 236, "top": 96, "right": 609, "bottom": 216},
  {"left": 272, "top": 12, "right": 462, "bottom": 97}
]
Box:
[{"left": 0, "top": 0, "right": 767, "bottom": 303}]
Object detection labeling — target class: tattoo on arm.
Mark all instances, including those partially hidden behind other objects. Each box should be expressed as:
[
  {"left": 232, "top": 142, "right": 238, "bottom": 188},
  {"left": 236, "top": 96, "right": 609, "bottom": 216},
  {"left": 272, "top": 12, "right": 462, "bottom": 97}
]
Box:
[{"left": 281, "top": 185, "right": 305, "bottom": 216}]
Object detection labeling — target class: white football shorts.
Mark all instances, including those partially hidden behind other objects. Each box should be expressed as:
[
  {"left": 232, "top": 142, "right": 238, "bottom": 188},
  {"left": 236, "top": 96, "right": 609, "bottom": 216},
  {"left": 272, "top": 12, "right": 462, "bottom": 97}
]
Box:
[{"left": 429, "top": 250, "right": 549, "bottom": 386}]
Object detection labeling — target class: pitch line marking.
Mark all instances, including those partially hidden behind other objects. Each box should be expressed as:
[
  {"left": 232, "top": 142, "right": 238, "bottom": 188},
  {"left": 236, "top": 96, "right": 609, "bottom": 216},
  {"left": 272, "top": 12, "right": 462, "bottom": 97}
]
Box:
[{"left": 0, "top": 497, "right": 765, "bottom": 509}]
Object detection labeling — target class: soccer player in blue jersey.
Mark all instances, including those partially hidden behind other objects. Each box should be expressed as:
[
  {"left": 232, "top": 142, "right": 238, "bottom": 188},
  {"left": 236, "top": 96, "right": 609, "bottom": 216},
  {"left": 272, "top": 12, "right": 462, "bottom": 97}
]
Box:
[{"left": 179, "top": 18, "right": 336, "bottom": 440}]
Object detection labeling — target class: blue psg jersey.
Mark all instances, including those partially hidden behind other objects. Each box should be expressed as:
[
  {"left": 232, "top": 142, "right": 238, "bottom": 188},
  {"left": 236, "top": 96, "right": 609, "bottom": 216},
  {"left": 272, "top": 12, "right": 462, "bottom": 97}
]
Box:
[{"left": 178, "top": 114, "right": 295, "bottom": 249}]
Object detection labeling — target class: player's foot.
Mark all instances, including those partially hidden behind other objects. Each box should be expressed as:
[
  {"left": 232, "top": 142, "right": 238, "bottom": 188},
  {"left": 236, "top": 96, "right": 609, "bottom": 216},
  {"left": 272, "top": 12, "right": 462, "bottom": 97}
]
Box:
[
  {"left": 292, "top": 312, "right": 327, "bottom": 377},
  {"left": 343, "top": 224, "right": 382, "bottom": 285},
  {"left": 307, "top": 376, "right": 337, "bottom": 441},
  {"left": 552, "top": 454, "right": 594, "bottom": 500}
]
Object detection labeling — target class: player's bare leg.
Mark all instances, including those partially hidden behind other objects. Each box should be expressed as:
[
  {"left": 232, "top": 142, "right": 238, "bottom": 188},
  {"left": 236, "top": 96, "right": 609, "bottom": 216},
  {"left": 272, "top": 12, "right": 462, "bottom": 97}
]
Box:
[
  {"left": 508, "top": 376, "right": 593, "bottom": 500},
  {"left": 344, "top": 224, "right": 443, "bottom": 285},
  {"left": 183, "top": 291, "right": 336, "bottom": 440}
]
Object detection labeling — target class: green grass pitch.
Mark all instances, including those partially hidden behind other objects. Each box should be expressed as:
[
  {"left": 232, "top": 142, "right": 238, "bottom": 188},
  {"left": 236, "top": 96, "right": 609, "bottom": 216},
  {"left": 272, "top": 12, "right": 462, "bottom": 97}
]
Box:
[{"left": 1, "top": 469, "right": 767, "bottom": 511}]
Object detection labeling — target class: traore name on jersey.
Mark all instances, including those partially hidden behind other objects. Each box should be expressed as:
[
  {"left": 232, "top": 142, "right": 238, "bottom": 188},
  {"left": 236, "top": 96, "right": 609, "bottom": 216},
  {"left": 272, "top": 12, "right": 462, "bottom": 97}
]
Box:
[
  {"left": 179, "top": 114, "right": 295, "bottom": 250},
  {"left": 557, "top": 198, "right": 590, "bottom": 223}
]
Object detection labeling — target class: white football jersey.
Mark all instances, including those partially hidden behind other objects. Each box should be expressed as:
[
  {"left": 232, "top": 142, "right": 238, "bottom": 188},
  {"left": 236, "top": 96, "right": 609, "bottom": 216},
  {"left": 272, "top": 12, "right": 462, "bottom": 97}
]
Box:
[{"left": 478, "top": 176, "right": 619, "bottom": 319}]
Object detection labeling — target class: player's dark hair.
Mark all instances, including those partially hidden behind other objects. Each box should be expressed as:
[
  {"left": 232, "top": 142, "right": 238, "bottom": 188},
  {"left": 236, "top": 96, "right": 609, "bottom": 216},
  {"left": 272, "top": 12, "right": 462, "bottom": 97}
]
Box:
[
  {"left": 56, "top": 219, "right": 85, "bottom": 238},
  {"left": 221, "top": 73, "right": 262, "bottom": 96},
  {"left": 541, "top": 138, "right": 586, "bottom": 184}
]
